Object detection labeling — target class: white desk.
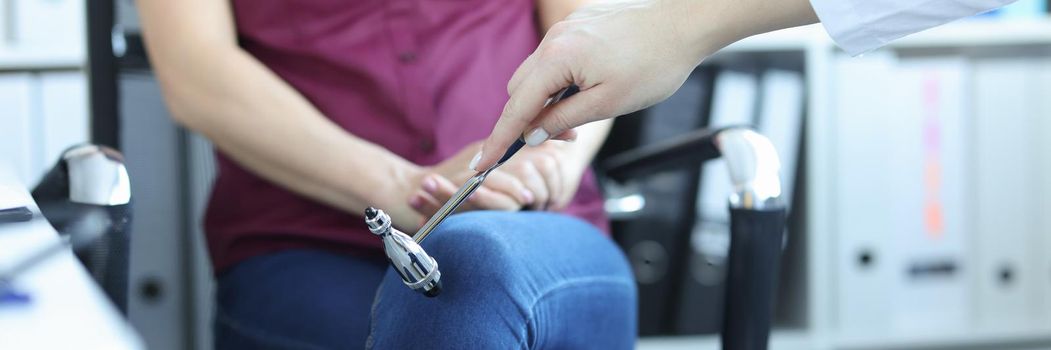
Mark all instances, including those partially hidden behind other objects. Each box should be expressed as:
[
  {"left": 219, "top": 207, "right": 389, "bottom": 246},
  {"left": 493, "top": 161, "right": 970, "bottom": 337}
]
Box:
[{"left": 0, "top": 175, "right": 143, "bottom": 349}]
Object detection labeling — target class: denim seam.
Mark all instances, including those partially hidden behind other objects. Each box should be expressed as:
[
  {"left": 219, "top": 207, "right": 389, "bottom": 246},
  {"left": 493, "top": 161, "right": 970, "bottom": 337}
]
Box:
[
  {"left": 365, "top": 281, "right": 386, "bottom": 349},
  {"left": 520, "top": 276, "right": 636, "bottom": 349},
  {"left": 216, "top": 307, "right": 329, "bottom": 350}
]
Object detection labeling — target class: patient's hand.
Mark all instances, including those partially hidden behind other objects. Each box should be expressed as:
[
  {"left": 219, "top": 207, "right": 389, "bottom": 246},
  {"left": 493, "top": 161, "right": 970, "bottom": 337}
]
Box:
[
  {"left": 501, "top": 142, "right": 588, "bottom": 211},
  {"left": 408, "top": 141, "right": 589, "bottom": 220},
  {"left": 407, "top": 142, "right": 534, "bottom": 220}
]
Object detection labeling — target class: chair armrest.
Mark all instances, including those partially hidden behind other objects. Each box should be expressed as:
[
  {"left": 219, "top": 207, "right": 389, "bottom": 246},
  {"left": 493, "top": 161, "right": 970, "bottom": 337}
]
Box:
[{"left": 599, "top": 127, "right": 725, "bottom": 182}]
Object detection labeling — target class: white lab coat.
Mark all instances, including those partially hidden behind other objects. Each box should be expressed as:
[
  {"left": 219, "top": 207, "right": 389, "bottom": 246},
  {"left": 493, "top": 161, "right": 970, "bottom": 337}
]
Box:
[{"left": 810, "top": 0, "right": 1019, "bottom": 55}]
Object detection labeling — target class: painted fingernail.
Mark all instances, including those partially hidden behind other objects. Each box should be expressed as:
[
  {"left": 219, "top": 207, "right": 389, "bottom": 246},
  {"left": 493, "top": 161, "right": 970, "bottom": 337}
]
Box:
[
  {"left": 422, "top": 176, "right": 437, "bottom": 193},
  {"left": 525, "top": 128, "right": 549, "bottom": 146},
  {"left": 521, "top": 189, "right": 535, "bottom": 204},
  {"left": 409, "top": 195, "right": 424, "bottom": 209},
  {"left": 468, "top": 151, "right": 482, "bottom": 171}
]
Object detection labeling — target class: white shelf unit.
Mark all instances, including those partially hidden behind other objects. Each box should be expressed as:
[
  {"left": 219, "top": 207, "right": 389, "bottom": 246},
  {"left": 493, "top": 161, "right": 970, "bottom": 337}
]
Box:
[
  {"left": 640, "top": 17, "right": 1051, "bottom": 350},
  {"left": 0, "top": 49, "right": 84, "bottom": 71},
  {"left": 722, "top": 17, "right": 1051, "bottom": 53},
  {"left": 0, "top": 0, "right": 89, "bottom": 186}
]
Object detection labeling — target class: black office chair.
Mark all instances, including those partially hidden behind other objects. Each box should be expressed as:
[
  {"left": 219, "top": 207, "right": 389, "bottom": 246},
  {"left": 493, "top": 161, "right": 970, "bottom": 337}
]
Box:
[
  {"left": 599, "top": 127, "right": 787, "bottom": 350},
  {"left": 31, "top": 144, "right": 133, "bottom": 314}
]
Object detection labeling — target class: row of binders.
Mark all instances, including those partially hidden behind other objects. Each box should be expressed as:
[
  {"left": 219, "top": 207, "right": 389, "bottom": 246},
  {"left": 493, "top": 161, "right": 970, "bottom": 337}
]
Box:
[{"left": 832, "top": 51, "right": 1051, "bottom": 337}]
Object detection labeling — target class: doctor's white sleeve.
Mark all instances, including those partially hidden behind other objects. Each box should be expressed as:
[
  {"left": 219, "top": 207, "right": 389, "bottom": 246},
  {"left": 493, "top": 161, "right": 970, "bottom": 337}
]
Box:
[{"left": 809, "top": 0, "right": 1018, "bottom": 55}]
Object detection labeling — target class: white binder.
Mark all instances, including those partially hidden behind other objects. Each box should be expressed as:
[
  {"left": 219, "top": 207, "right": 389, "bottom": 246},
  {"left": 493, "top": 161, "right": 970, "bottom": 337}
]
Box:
[
  {"left": 0, "top": 74, "right": 36, "bottom": 185},
  {"left": 887, "top": 57, "right": 970, "bottom": 333},
  {"left": 1039, "top": 60, "right": 1051, "bottom": 326},
  {"left": 833, "top": 52, "right": 900, "bottom": 335},
  {"left": 971, "top": 59, "right": 1043, "bottom": 332},
  {"left": 833, "top": 53, "right": 972, "bottom": 335},
  {"left": 37, "top": 72, "right": 89, "bottom": 179},
  {"left": 756, "top": 69, "right": 804, "bottom": 205}
]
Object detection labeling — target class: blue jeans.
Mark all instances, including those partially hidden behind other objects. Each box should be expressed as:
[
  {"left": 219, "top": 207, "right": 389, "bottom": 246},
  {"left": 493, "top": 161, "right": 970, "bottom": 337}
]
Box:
[{"left": 215, "top": 212, "right": 637, "bottom": 349}]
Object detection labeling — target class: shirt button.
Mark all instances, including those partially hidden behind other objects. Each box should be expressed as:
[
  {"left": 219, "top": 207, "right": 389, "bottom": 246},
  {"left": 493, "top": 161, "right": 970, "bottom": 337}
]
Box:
[
  {"left": 418, "top": 139, "right": 434, "bottom": 153},
  {"left": 399, "top": 52, "right": 417, "bottom": 63}
]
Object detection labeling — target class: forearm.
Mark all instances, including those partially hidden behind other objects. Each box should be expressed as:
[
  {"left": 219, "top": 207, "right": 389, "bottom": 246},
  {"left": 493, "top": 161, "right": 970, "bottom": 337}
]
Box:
[
  {"left": 675, "top": 0, "right": 819, "bottom": 61},
  {"left": 147, "top": 43, "right": 416, "bottom": 216},
  {"left": 537, "top": 0, "right": 591, "bottom": 32}
]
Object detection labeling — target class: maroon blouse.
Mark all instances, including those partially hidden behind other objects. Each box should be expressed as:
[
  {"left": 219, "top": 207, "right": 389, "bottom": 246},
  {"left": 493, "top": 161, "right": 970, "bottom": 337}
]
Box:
[{"left": 205, "top": 0, "right": 609, "bottom": 273}]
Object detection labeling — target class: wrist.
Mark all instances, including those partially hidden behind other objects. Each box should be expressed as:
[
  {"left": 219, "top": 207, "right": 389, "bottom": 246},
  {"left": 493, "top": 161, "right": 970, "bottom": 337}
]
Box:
[
  {"left": 373, "top": 159, "right": 427, "bottom": 230},
  {"left": 666, "top": 0, "right": 742, "bottom": 63},
  {"left": 357, "top": 154, "right": 421, "bottom": 208}
]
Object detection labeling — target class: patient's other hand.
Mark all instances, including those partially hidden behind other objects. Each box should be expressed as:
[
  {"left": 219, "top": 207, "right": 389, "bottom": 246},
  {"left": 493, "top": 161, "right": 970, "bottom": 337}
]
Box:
[
  {"left": 500, "top": 142, "right": 586, "bottom": 211},
  {"left": 407, "top": 142, "right": 534, "bottom": 221},
  {"left": 408, "top": 140, "right": 590, "bottom": 221}
]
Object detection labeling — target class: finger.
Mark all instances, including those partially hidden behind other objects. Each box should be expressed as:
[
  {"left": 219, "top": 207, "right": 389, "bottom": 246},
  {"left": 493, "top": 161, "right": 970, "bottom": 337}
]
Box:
[
  {"left": 523, "top": 84, "right": 612, "bottom": 147},
  {"left": 551, "top": 167, "right": 575, "bottom": 211},
  {"left": 468, "top": 187, "right": 522, "bottom": 211},
  {"left": 534, "top": 154, "right": 564, "bottom": 211},
  {"left": 507, "top": 52, "right": 538, "bottom": 96},
  {"left": 417, "top": 174, "right": 454, "bottom": 213},
  {"left": 481, "top": 170, "right": 535, "bottom": 206},
  {"left": 515, "top": 162, "right": 549, "bottom": 210},
  {"left": 408, "top": 190, "right": 443, "bottom": 217},
  {"left": 549, "top": 129, "right": 578, "bottom": 142},
  {"left": 427, "top": 174, "right": 480, "bottom": 213},
  {"left": 478, "top": 65, "right": 568, "bottom": 171}
]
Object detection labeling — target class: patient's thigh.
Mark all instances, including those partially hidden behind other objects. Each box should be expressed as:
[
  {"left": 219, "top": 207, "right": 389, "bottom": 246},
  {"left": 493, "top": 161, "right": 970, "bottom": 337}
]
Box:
[
  {"left": 215, "top": 249, "right": 387, "bottom": 349},
  {"left": 367, "top": 211, "right": 637, "bottom": 349}
]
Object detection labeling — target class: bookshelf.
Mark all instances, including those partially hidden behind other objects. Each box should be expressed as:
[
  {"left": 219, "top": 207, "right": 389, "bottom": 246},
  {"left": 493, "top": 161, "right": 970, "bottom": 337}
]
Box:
[
  {"left": 0, "top": 49, "right": 83, "bottom": 71},
  {"left": 641, "top": 16, "right": 1051, "bottom": 350},
  {"left": 721, "top": 17, "right": 1051, "bottom": 53}
]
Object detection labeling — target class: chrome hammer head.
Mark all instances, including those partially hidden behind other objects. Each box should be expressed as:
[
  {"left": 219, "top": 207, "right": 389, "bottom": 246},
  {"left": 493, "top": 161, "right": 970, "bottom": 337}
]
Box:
[{"left": 364, "top": 207, "right": 442, "bottom": 297}]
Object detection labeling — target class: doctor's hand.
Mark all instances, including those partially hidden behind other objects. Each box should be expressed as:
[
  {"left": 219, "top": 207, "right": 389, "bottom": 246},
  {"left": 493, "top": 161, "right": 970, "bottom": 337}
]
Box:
[
  {"left": 475, "top": 0, "right": 819, "bottom": 171},
  {"left": 475, "top": 0, "right": 710, "bottom": 171}
]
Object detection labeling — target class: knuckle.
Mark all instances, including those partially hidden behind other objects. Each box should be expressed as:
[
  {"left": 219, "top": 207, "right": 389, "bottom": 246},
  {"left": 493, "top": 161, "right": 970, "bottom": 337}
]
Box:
[
  {"left": 546, "top": 108, "right": 574, "bottom": 133},
  {"left": 537, "top": 155, "right": 558, "bottom": 172},
  {"left": 540, "top": 39, "right": 573, "bottom": 62},
  {"left": 519, "top": 160, "right": 537, "bottom": 174},
  {"left": 506, "top": 162, "right": 526, "bottom": 174}
]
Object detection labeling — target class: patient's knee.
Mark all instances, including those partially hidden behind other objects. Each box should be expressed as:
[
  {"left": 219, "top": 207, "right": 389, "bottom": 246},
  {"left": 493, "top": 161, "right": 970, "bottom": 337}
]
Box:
[{"left": 422, "top": 212, "right": 520, "bottom": 284}]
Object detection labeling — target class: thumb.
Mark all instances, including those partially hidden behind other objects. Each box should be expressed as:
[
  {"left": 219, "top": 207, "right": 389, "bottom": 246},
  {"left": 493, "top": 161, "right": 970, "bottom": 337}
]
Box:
[{"left": 523, "top": 85, "right": 610, "bottom": 146}]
